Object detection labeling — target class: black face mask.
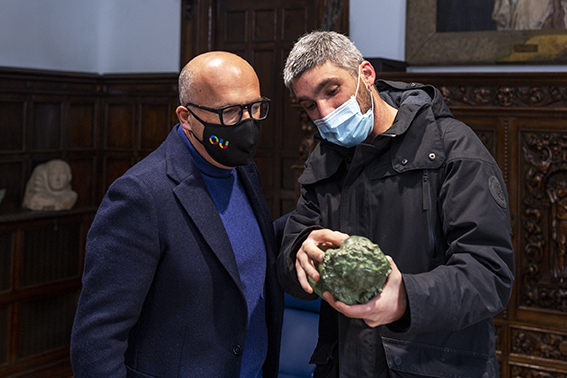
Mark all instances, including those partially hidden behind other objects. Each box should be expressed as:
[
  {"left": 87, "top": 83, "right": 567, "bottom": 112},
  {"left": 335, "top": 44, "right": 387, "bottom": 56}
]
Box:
[{"left": 192, "top": 117, "right": 261, "bottom": 167}]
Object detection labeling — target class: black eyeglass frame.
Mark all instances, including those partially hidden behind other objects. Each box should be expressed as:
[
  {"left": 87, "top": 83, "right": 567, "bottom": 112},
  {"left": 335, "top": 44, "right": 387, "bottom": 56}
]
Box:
[{"left": 185, "top": 97, "right": 271, "bottom": 126}]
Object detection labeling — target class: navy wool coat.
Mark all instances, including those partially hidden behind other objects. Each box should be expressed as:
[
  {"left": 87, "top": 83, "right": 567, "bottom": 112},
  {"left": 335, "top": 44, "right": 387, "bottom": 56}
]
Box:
[{"left": 71, "top": 125, "right": 284, "bottom": 378}]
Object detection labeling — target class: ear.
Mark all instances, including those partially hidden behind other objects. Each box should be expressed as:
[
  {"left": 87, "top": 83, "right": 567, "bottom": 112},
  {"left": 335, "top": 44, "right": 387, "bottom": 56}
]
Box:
[
  {"left": 360, "top": 61, "right": 376, "bottom": 89},
  {"left": 176, "top": 106, "right": 193, "bottom": 133}
]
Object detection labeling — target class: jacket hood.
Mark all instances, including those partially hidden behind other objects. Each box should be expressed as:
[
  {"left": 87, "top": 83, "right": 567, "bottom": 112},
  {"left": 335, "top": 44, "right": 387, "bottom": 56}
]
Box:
[
  {"left": 299, "top": 80, "right": 451, "bottom": 186},
  {"left": 377, "top": 80, "right": 454, "bottom": 123}
]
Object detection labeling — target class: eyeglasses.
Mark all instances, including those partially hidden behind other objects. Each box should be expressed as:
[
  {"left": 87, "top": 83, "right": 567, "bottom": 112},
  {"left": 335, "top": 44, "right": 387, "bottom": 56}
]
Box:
[{"left": 185, "top": 97, "right": 271, "bottom": 126}]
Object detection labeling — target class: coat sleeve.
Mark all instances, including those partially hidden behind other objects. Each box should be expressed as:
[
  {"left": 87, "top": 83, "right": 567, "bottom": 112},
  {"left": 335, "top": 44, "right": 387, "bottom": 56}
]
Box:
[
  {"left": 402, "top": 124, "right": 515, "bottom": 334},
  {"left": 70, "top": 175, "right": 161, "bottom": 378}
]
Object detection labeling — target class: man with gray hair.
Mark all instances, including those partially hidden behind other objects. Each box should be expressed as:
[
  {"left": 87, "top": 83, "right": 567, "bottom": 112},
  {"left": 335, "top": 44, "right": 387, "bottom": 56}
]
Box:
[{"left": 277, "top": 31, "right": 514, "bottom": 377}]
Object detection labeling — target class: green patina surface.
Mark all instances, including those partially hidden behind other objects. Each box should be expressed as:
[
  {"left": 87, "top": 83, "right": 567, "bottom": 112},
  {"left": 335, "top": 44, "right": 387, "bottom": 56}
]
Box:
[{"left": 309, "top": 235, "right": 392, "bottom": 305}]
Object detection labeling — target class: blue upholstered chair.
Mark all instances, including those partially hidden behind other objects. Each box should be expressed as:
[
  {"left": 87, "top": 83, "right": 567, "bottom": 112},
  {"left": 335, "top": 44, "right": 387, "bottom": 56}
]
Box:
[{"left": 278, "top": 293, "right": 320, "bottom": 378}]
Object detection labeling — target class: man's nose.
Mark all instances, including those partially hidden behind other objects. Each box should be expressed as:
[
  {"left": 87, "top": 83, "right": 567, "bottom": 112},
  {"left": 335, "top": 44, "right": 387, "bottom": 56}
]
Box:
[
  {"left": 241, "top": 108, "right": 252, "bottom": 120},
  {"left": 317, "top": 102, "right": 336, "bottom": 120}
]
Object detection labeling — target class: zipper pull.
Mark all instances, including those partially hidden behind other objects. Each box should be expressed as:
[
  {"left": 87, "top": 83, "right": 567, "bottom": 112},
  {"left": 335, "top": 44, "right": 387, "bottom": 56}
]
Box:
[{"left": 422, "top": 170, "right": 430, "bottom": 211}]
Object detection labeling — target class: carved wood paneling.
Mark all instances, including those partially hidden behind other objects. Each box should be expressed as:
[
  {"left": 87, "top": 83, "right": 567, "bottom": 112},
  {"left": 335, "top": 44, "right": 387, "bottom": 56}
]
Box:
[
  {"left": 439, "top": 84, "right": 567, "bottom": 109},
  {"left": 521, "top": 130, "right": 567, "bottom": 312},
  {"left": 511, "top": 363, "right": 567, "bottom": 378},
  {"left": 512, "top": 326, "right": 567, "bottom": 364}
]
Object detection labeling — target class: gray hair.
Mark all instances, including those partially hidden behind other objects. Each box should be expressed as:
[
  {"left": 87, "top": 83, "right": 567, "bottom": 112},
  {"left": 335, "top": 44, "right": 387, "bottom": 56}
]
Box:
[
  {"left": 178, "top": 64, "right": 195, "bottom": 105},
  {"left": 283, "top": 31, "right": 364, "bottom": 94}
]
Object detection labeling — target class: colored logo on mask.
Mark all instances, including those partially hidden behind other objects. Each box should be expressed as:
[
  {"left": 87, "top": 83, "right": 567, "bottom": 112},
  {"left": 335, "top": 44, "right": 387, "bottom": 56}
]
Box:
[{"left": 209, "top": 135, "right": 229, "bottom": 149}]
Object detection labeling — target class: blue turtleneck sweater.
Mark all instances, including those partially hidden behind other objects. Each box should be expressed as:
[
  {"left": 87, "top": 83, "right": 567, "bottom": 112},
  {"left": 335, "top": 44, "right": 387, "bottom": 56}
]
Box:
[{"left": 177, "top": 126, "right": 267, "bottom": 378}]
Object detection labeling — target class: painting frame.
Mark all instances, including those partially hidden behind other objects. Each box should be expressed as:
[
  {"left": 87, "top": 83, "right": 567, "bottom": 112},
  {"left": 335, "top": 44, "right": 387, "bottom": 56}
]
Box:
[{"left": 405, "top": 0, "right": 567, "bottom": 66}]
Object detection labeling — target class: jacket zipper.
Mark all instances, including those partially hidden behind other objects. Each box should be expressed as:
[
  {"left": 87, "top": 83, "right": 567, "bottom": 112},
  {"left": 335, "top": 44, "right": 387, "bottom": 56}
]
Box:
[
  {"left": 422, "top": 170, "right": 436, "bottom": 259},
  {"left": 422, "top": 170, "right": 430, "bottom": 211}
]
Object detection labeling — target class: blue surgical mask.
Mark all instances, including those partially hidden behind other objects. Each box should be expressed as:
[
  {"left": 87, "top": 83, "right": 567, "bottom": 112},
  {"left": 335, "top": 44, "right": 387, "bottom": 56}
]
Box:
[{"left": 313, "top": 66, "right": 374, "bottom": 148}]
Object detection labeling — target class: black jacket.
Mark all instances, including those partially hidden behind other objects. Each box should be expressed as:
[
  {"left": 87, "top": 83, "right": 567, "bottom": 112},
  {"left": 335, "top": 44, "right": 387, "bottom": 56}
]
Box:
[{"left": 277, "top": 80, "right": 514, "bottom": 377}]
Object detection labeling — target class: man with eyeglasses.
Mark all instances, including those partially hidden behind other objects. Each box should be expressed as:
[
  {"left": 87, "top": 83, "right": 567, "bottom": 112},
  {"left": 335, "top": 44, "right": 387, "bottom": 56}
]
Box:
[{"left": 71, "top": 51, "right": 285, "bottom": 378}]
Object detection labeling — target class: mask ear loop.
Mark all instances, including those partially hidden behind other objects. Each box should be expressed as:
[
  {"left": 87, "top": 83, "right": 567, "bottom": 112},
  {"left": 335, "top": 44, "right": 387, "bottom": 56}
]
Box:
[
  {"left": 356, "top": 63, "right": 374, "bottom": 115},
  {"left": 355, "top": 64, "right": 362, "bottom": 98},
  {"left": 369, "top": 85, "right": 374, "bottom": 114}
]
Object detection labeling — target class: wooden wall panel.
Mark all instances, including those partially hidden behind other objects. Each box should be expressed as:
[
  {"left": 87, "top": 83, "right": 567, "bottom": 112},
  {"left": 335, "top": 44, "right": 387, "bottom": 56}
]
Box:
[
  {"left": 511, "top": 363, "right": 567, "bottom": 378},
  {"left": 68, "top": 157, "right": 96, "bottom": 208},
  {"left": 225, "top": 11, "right": 246, "bottom": 43},
  {"left": 0, "top": 68, "right": 178, "bottom": 378},
  {"left": 69, "top": 102, "right": 96, "bottom": 150},
  {"left": 253, "top": 9, "right": 276, "bottom": 40},
  {"left": 21, "top": 221, "right": 81, "bottom": 287},
  {"left": 30, "top": 102, "right": 62, "bottom": 151},
  {"left": 0, "top": 101, "right": 24, "bottom": 152},
  {"left": 282, "top": 7, "right": 309, "bottom": 41},
  {"left": 140, "top": 102, "right": 175, "bottom": 152},
  {"left": 0, "top": 233, "right": 12, "bottom": 292},
  {"left": 105, "top": 103, "right": 135, "bottom": 150},
  {"left": 0, "top": 163, "right": 24, "bottom": 214},
  {"left": 254, "top": 50, "right": 277, "bottom": 150},
  {"left": 0, "top": 305, "right": 8, "bottom": 365},
  {"left": 100, "top": 75, "right": 178, "bottom": 194},
  {"left": 17, "top": 290, "right": 78, "bottom": 360},
  {"left": 103, "top": 157, "right": 134, "bottom": 192}
]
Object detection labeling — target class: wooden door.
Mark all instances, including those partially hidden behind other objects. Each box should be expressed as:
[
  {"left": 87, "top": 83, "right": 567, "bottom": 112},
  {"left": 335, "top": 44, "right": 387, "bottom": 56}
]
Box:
[{"left": 180, "top": 0, "right": 349, "bottom": 219}]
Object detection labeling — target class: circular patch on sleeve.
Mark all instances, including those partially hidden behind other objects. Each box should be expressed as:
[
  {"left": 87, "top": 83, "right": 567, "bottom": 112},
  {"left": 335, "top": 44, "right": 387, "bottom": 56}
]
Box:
[{"left": 489, "top": 175, "right": 507, "bottom": 209}]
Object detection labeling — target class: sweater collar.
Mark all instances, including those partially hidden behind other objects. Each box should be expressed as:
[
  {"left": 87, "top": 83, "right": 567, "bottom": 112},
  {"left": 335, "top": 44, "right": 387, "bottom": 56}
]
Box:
[{"left": 177, "top": 126, "right": 233, "bottom": 179}]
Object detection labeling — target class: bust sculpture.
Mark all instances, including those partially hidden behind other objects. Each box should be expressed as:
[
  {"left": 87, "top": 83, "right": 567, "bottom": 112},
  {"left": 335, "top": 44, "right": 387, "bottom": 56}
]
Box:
[{"left": 22, "top": 159, "right": 78, "bottom": 211}]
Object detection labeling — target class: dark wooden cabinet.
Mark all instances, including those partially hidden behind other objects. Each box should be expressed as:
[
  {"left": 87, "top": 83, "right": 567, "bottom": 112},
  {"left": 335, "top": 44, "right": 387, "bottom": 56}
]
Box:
[{"left": 0, "top": 209, "right": 93, "bottom": 378}]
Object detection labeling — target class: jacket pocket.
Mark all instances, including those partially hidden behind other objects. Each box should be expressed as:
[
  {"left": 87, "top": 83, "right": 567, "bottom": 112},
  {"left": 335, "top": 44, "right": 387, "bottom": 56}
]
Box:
[
  {"left": 310, "top": 339, "right": 338, "bottom": 378},
  {"left": 382, "top": 337, "right": 494, "bottom": 378},
  {"left": 126, "top": 365, "right": 160, "bottom": 378}
]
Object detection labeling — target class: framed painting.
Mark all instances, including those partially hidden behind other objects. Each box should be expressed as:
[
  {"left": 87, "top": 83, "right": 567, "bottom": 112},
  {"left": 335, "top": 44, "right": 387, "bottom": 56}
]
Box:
[{"left": 406, "top": 0, "right": 567, "bottom": 65}]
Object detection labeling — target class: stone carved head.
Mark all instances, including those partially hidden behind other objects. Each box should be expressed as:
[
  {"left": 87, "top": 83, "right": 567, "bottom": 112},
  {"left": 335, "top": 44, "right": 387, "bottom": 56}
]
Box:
[{"left": 22, "top": 159, "right": 78, "bottom": 211}]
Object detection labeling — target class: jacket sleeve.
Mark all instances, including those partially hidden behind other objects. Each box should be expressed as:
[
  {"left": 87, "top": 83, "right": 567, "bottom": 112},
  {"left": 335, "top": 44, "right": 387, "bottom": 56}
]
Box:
[
  {"left": 276, "top": 185, "right": 323, "bottom": 301},
  {"left": 402, "top": 123, "right": 515, "bottom": 334},
  {"left": 70, "top": 175, "right": 160, "bottom": 378}
]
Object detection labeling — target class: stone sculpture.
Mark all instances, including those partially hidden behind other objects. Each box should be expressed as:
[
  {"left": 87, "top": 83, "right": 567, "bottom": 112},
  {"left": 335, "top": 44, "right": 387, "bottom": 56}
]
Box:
[{"left": 22, "top": 159, "right": 78, "bottom": 211}]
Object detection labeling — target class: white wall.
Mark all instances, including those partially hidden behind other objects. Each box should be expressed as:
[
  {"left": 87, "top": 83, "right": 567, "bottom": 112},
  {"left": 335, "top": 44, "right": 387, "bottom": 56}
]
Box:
[
  {"left": 0, "top": 0, "right": 100, "bottom": 72},
  {"left": 1, "top": 0, "right": 566, "bottom": 74},
  {"left": 349, "top": 0, "right": 407, "bottom": 62},
  {"left": 349, "top": 0, "right": 567, "bottom": 72},
  {"left": 0, "top": 0, "right": 180, "bottom": 74},
  {"left": 97, "top": 0, "right": 180, "bottom": 73}
]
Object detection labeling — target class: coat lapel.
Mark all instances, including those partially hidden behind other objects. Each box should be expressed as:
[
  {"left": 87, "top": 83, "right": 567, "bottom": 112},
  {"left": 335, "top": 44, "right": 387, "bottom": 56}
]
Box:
[{"left": 165, "top": 128, "right": 243, "bottom": 291}]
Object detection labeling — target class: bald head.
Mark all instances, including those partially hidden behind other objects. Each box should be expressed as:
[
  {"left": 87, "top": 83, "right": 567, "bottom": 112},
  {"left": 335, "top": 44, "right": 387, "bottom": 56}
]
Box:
[{"left": 178, "top": 51, "right": 260, "bottom": 106}]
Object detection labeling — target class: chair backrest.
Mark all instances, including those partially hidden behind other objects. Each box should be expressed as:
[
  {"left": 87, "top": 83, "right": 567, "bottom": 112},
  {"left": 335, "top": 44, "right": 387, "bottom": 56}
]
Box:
[{"left": 278, "top": 293, "right": 321, "bottom": 378}]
